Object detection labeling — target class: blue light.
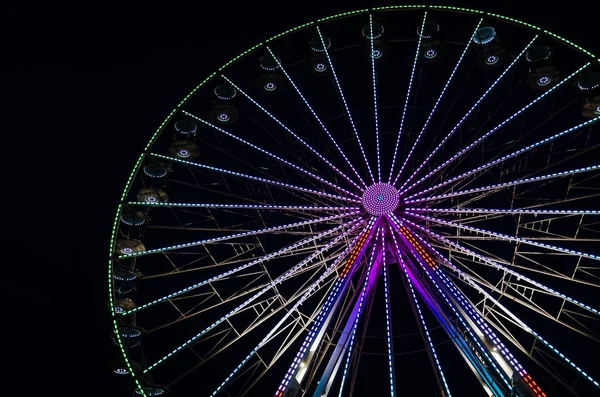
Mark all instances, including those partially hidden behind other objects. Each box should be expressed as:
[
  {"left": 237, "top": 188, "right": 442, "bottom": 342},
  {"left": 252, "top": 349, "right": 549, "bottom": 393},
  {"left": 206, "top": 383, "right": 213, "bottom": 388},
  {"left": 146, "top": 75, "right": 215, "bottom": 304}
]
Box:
[
  {"left": 485, "top": 54, "right": 499, "bottom": 65},
  {"left": 537, "top": 75, "right": 552, "bottom": 86},
  {"left": 473, "top": 27, "right": 496, "bottom": 45},
  {"left": 424, "top": 48, "right": 437, "bottom": 59},
  {"left": 264, "top": 81, "right": 277, "bottom": 91},
  {"left": 177, "top": 148, "right": 190, "bottom": 158},
  {"left": 217, "top": 112, "right": 230, "bottom": 122},
  {"left": 371, "top": 48, "right": 383, "bottom": 59},
  {"left": 314, "top": 62, "right": 327, "bottom": 72}
]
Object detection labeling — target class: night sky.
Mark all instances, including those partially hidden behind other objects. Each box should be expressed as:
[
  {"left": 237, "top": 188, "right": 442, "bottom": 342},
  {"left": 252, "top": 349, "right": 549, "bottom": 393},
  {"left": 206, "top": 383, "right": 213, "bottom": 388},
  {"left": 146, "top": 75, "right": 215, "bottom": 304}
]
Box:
[{"left": 5, "top": 1, "right": 598, "bottom": 396}]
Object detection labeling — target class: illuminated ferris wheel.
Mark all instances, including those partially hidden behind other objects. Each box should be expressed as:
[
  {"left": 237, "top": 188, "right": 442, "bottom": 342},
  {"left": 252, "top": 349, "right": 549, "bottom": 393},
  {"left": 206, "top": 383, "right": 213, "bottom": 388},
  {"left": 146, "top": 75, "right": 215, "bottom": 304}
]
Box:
[{"left": 108, "top": 5, "right": 600, "bottom": 397}]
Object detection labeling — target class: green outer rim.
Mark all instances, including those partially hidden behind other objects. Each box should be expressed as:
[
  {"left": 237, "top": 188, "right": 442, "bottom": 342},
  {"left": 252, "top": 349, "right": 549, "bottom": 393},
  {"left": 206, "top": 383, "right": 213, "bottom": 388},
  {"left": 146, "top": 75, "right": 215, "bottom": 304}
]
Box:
[{"left": 107, "top": 5, "right": 599, "bottom": 395}]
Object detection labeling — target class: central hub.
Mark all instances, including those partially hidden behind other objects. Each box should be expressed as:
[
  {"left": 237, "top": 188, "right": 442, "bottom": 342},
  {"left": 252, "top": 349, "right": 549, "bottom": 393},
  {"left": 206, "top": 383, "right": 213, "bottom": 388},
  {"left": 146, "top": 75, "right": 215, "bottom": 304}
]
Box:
[{"left": 361, "top": 183, "right": 400, "bottom": 216}]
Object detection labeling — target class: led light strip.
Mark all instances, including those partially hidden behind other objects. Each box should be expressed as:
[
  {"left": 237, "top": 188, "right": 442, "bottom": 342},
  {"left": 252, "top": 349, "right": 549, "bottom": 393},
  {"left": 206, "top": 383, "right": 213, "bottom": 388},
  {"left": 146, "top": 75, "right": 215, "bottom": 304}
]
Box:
[
  {"left": 400, "top": 34, "right": 538, "bottom": 191},
  {"left": 143, "top": 220, "right": 363, "bottom": 373},
  {"left": 150, "top": 152, "right": 358, "bottom": 203},
  {"left": 400, "top": 62, "right": 592, "bottom": 196},
  {"left": 265, "top": 47, "right": 367, "bottom": 189},
  {"left": 406, "top": 164, "right": 600, "bottom": 204},
  {"left": 408, "top": 115, "right": 600, "bottom": 199},
  {"left": 317, "top": 25, "right": 375, "bottom": 183},
  {"left": 388, "top": 11, "right": 427, "bottom": 183},
  {"left": 120, "top": 218, "right": 362, "bottom": 315},
  {"left": 274, "top": 217, "right": 378, "bottom": 396},
  {"left": 392, "top": 18, "right": 483, "bottom": 187},
  {"left": 183, "top": 110, "right": 362, "bottom": 198},
  {"left": 221, "top": 75, "right": 363, "bottom": 192}
]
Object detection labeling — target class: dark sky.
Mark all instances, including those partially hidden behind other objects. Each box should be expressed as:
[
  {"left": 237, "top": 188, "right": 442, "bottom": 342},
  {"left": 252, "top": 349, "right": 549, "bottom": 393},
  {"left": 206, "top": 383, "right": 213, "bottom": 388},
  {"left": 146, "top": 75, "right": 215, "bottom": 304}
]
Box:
[{"left": 4, "top": 1, "right": 598, "bottom": 396}]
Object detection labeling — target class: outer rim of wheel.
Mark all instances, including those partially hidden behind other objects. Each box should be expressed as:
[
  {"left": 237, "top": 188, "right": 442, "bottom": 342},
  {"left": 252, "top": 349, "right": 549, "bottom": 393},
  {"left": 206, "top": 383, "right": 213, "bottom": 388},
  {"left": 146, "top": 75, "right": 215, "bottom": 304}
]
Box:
[{"left": 107, "top": 5, "right": 600, "bottom": 396}]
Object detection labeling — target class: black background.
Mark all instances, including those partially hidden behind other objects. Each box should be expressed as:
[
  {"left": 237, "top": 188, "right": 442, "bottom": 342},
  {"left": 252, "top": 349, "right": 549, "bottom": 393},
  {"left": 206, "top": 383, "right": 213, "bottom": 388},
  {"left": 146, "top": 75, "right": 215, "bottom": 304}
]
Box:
[{"left": 4, "top": 1, "right": 598, "bottom": 396}]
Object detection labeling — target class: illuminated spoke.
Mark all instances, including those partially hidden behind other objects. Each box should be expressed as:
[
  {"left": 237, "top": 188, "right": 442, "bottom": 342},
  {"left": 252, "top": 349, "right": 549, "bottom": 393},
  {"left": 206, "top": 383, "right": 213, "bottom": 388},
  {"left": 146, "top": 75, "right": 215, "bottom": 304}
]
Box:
[
  {"left": 221, "top": 75, "right": 363, "bottom": 192},
  {"left": 183, "top": 110, "right": 361, "bottom": 198},
  {"left": 127, "top": 201, "right": 359, "bottom": 212},
  {"left": 119, "top": 211, "right": 360, "bottom": 259},
  {"left": 413, "top": 229, "right": 600, "bottom": 390},
  {"left": 208, "top": 231, "right": 369, "bottom": 397},
  {"left": 145, "top": 222, "right": 361, "bottom": 374},
  {"left": 265, "top": 47, "right": 368, "bottom": 189},
  {"left": 387, "top": 11, "right": 427, "bottom": 184},
  {"left": 317, "top": 25, "right": 375, "bottom": 183},
  {"left": 389, "top": 233, "right": 452, "bottom": 397},
  {"left": 275, "top": 217, "right": 379, "bottom": 397},
  {"left": 150, "top": 153, "right": 359, "bottom": 203},
  {"left": 401, "top": 62, "right": 592, "bottom": 196},
  {"left": 399, "top": 35, "right": 538, "bottom": 191},
  {"left": 335, "top": 229, "right": 382, "bottom": 397},
  {"left": 392, "top": 18, "right": 483, "bottom": 187},
  {"left": 402, "top": 217, "right": 600, "bottom": 318},
  {"left": 406, "top": 211, "right": 600, "bottom": 261},
  {"left": 119, "top": 219, "right": 362, "bottom": 315},
  {"left": 368, "top": 14, "right": 382, "bottom": 182},
  {"left": 409, "top": 116, "right": 600, "bottom": 199},
  {"left": 406, "top": 164, "right": 600, "bottom": 204}
]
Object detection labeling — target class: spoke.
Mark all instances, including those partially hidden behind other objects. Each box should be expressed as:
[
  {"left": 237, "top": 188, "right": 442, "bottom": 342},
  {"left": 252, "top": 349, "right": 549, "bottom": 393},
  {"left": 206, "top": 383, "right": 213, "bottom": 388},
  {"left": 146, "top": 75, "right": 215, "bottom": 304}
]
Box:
[
  {"left": 149, "top": 153, "right": 359, "bottom": 203},
  {"left": 221, "top": 74, "right": 364, "bottom": 192},
  {"left": 119, "top": 210, "right": 360, "bottom": 259},
  {"left": 397, "top": 238, "right": 511, "bottom": 394},
  {"left": 127, "top": 202, "right": 359, "bottom": 211},
  {"left": 274, "top": 217, "right": 380, "bottom": 397},
  {"left": 414, "top": 228, "right": 600, "bottom": 391},
  {"left": 401, "top": 217, "right": 600, "bottom": 317},
  {"left": 400, "top": 62, "right": 592, "bottom": 196},
  {"left": 388, "top": 217, "right": 521, "bottom": 392},
  {"left": 336, "top": 228, "right": 382, "bottom": 397},
  {"left": 391, "top": 18, "right": 483, "bottom": 187},
  {"left": 406, "top": 212, "right": 600, "bottom": 261},
  {"left": 399, "top": 35, "right": 538, "bottom": 191},
  {"left": 317, "top": 25, "right": 375, "bottom": 184},
  {"left": 119, "top": 218, "right": 362, "bottom": 315},
  {"left": 406, "top": 164, "right": 600, "bottom": 204},
  {"left": 408, "top": 116, "right": 600, "bottom": 199},
  {"left": 407, "top": 207, "right": 600, "bottom": 216},
  {"left": 389, "top": 231, "right": 452, "bottom": 397},
  {"left": 209, "top": 225, "right": 374, "bottom": 397},
  {"left": 368, "top": 14, "right": 382, "bottom": 183},
  {"left": 381, "top": 236, "right": 396, "bottom": 397},
  {"left": 144, "top": 220, "right": 361, "bottom": 374},
  {"left": 265, "top": 47, "right": 367, "bottom": 189},
  {"left": 387, "top": 11, "right": 427, "bottom": 184},
  {"left": 182, "top": 110, "right": 361, "bottom": 198}
]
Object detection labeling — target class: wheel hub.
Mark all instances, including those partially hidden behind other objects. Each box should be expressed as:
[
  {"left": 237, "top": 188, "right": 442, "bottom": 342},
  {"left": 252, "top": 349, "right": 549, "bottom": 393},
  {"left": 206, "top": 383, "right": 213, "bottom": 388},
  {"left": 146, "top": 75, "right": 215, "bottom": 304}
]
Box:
[{"left": 361, "top": 183, "right": 400, "bottom": 216}]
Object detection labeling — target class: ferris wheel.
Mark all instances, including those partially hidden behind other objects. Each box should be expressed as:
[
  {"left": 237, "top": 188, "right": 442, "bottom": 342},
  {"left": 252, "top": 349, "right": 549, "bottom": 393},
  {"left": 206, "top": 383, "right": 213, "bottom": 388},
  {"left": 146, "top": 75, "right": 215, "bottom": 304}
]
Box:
[{"left": 108, "top": 5, "right": 600, "bottom": 397}]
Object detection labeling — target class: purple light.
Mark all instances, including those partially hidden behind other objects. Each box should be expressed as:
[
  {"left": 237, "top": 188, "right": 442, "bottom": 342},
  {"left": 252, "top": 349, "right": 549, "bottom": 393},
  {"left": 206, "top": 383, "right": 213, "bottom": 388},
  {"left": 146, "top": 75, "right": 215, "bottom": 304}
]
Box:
[
  {"left": 217, "top": 112, "right": 230, "bottom": 122},
  {"left": 361, "top": 183, "right": 399, "bottom": 215}
]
